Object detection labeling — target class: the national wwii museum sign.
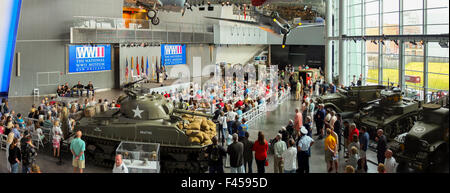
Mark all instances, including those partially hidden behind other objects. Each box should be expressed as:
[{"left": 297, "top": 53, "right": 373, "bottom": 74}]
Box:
[
  {"left": 68, "top": 45, "right": 111, "bottom": 73},
  {"left": 161, "top": 44, "right": 186, "bottom": 66}
]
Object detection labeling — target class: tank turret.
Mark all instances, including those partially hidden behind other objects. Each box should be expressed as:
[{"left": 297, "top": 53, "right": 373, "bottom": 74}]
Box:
[
  {"left": 355, "top": 88, "right": 421, "bottom": 140},
  {"left": 75, "top": 81, "right": 217, "bottom": 173}
]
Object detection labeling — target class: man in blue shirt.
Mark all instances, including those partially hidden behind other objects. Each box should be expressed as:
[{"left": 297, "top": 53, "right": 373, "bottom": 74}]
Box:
[
  {"left": 70, "top": 131, "right": 86, "bottom": 173},
  {"left": 297, "top": 127, "right": 315, "bottom": 173},
  {"left": 314, "top": 104, "right": 326, "bottom": 139},
  {"left": 330, "top": 83, "right": 337, "bottom": 93},
  {"left": 359, "top": 127, "right": 370, "bottom": 172},
  {"left": 237, "top": 118, "right": 248, "bottom": 141},
  {"left": 12, "top": 124, "right": 21, "bottom": 139}
]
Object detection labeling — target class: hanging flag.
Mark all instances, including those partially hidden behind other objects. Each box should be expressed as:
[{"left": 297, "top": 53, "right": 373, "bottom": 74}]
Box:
[
  {"left": 141, "top": 56, "right": 144, "bottom": 75},
  {"left": 125, "top": 57, "right": 129, "bottom": 82},
  {"left": 152, "top": 56, "right": 155, "bottom": 81},
  {"left": 146, "top": 56, "right": 149, "bottom": 78},
  {"left": 136, "top": 56, "right": 140, "bottom": 76},
  {"left": 131, "top": 56, "right": 134, "bottom": 77}
]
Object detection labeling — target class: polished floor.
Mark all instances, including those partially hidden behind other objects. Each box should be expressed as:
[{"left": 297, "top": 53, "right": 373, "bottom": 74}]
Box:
[{"left": 1, "top": 83, "right": 448, "bottom": 173}]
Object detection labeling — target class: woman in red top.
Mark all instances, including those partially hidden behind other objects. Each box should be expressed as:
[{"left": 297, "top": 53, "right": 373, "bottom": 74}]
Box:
[{"left": 252, "top": 131, "right": 269, "bottom": 173}]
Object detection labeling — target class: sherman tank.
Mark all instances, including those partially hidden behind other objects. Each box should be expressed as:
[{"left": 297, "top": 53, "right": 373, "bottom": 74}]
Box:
[
  {"left": 76, "top": 79, "right": 217, "bottom": 173},
  {"left": 354, "top": 88, "right": 422, "bottom": 140},
  {"left": 392, "top": 104, "right": 449, "bottom": 172}
]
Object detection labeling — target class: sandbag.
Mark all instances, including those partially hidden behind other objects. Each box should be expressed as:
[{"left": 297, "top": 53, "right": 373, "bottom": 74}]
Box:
[
  {"left": 201, "top": 120, "right": 209, "bottom": 129},
  {"left": 202, "top": 139, "right": 212, "bottom": 146},
  {"left": 84, "top": 106, "right": 96, "bottom": 117},
  {"left": 194, "top": 132, "right": 204, "bottom": 141},
  {"left": 189, "top": 137, "right": 201, "bottom": 144},
  {"left": 187, "top": 122, "right": 201, "bottom": 130}
]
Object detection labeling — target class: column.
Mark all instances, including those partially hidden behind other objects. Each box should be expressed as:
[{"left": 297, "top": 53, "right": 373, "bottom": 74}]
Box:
[
  {"left": 423, "top": 0, "right": 428, "bottom": 102},
  {"left": 325, "top": 0, "right": 333, "bottom": 83},
  {"left": 339, "top": 0, "right": 348, "bottom": 86},
  {"left": 399, "top": 0, "right": 406, "bottom": 90}
]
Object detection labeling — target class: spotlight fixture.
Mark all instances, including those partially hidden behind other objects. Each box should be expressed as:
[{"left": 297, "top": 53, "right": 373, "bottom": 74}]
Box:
[
  {"left": 410, "top": 41, "right": 417, "bottom": 45},
  {"left": 371, "top": 40, "right": 377, "bottom": 45},
  {"left": 380, "top": 39, "right": 385, "bottom": 45},
  {"left": 362, "top": 36, "right": 367, "bottom": 42},
  {"left": 353, "top": 38, "right": 357, "bottom": 43}
]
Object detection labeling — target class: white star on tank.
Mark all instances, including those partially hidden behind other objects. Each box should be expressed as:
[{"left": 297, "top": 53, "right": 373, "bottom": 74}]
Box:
[{"left": 132, "top": 105, "right": 144, "bottom": 118}]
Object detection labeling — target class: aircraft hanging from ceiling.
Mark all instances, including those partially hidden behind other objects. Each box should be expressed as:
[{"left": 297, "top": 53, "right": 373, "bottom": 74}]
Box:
[
  {"left": 205, "top": 10, "right": 323, "bottom": 48},
  {"left": 128, "top": 0, "right": 324, "bottom": 46}
]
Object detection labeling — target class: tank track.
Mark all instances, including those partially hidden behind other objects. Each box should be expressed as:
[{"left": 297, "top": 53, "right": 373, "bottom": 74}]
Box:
[{"left": 82, "top": 135, "right": 208, "bottom": 173}]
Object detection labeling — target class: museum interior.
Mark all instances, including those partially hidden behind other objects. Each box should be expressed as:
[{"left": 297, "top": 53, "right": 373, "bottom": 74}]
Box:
[{"left": 0, "top": 0, "right": 448, "bottom": 174}]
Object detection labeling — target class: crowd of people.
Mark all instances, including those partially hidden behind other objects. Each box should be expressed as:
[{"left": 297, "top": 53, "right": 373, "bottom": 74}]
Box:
[
  {"left": 0, "top": 91, "right": 122, "bottom": 173},
  {"left": 202, "top": 67, "right": 397, "bottom": 174},
  {"left": 56, "top": 81, "right": 95, "bottom": 97},
  {"left": 1, "top": 66, "right": 398, "bottom": 174}
]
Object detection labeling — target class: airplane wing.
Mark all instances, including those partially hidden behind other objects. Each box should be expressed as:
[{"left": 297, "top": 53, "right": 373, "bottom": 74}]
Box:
[
  {"left": 294, "top": 23, "right": 324, "bottom": 29},
  {"left": 204, "top": 16, "right": 260, "bottom": 26},
  {"left": 204, "top": 16, "right": 280, "bottom": 36}
]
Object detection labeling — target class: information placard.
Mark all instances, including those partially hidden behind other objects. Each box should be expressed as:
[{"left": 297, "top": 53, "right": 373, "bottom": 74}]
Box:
[
  {"left": 161, "top": 44, "right": 186, "bottom": 66},
  {"left": 68, "top": 45, "right": 111, "bottom": 73}
]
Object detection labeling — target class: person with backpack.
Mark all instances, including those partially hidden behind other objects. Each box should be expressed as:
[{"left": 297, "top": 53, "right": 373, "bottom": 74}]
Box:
[
  {"left": 21, "top": 136, "right": 37, "bottom": 173},
  {"left": 205, "top": 136, "right": 227, "bottom": 173}
]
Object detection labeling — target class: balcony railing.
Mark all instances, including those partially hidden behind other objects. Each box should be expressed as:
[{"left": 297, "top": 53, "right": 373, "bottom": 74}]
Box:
[{"left": 71, "top": 16, "right": 214, "bottom": 44}]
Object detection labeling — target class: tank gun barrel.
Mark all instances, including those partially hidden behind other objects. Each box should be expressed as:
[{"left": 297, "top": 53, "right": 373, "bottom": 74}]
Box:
[
  {"left": 123, "top": 78, "right": 147, "bottom": 89},
  {"left": 173, "top": 109, "right": 213, "bottom": 118}
]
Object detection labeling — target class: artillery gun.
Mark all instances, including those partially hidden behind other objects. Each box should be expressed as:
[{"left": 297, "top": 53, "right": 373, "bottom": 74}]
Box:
[
  {"left": 354, "top": 88, "right": 422, "bottom": 140},
  {"left": 76, "top": 79, "right": 216, "bottom": 173}
]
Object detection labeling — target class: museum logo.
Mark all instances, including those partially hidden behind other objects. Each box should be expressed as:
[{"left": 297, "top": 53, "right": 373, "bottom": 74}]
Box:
[
  {"left": 76, "top": 46, "right": 105, "bottom": 59},
  {"left": 164, "top": 45, "right": 183, "bottom": 55}
]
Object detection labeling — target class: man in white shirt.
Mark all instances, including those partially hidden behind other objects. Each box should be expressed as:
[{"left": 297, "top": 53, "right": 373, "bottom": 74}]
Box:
[
  {"left": 282, "top": 139, "right": 297, "bottom": 173},
  {"left": 329, "top": 111, "right": 337, "bottom": 130},
  {"left": 273, "top": 134, "right": 287, "bottom": 173},
  {"left": 113, "top": 154, "right": 129, "bottom": 173},
  {"left": 226, "top": 110, "right": 237, "bottom": 135},
  {"left": 384, "top": 149, "right": 397, "bottom": 173}
]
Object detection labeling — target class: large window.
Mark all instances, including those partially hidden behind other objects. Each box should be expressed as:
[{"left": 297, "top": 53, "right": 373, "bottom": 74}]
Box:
[
  {"left": 382, "top": 41, "right": 400, "bottom": 86},
  {"left": 426, "top": 0, "right": 449, "bottom": 34},
  {"left": 342, "top": 0, "right": 449, "bottom": 101},
  {"left": 427, "top": 42, "right": 449, "bottom": 92}
]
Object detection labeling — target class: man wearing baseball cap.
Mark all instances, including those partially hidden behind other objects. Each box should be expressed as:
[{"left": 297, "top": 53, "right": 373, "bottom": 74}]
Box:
[{"left": 297, "top": 126, "right": 315, "bottom": 173}]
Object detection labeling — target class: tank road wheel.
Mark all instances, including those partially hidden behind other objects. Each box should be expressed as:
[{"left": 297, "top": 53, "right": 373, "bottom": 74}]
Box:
[{"left": 384, "top": 125, "right": 395, "bottom": 139}]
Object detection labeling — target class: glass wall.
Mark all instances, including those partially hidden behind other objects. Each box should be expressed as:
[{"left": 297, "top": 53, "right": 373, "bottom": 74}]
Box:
[{"left": 343, "top": 0, "right": 449, "bottom": 101}]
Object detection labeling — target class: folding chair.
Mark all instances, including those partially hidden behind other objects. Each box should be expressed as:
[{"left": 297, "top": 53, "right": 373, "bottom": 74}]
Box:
[{"left": 32, "top": 132, "right": 44, "bottom": 150}]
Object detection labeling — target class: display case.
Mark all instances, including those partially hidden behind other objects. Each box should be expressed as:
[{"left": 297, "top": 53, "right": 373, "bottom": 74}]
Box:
[{"left": 116, "top": 141, "right": 160, "bottom": 173}]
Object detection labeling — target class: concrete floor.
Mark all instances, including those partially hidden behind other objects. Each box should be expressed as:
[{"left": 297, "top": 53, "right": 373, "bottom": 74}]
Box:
[{"left": 1, "top": 80, "right": 447, "bottom": 173}]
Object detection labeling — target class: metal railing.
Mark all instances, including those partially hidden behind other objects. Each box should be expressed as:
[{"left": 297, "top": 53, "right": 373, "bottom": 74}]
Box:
[{"left": 71, "top": 16, "right": 214, "bottom": 44}]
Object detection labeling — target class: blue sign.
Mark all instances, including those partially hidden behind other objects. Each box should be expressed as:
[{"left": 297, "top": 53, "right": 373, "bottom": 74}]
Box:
[
  {"left": 0, "top": 0, "right": 22, "bottom": 93},
  {"left": 68, "top": 45, "right": 111, "bottom": 73},
  {"left": 161, "top": 44, "right": 186, "bottom": 66}
]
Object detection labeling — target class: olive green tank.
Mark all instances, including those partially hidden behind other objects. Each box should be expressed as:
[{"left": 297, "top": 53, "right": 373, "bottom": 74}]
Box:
[
  {"left": 316, "top": 85, "right": 386, "bottom": 114},
  {"left": 393, "top": 104, "right": 449, "bottom": 171},
  {"left": 354, "top": 88, "right": 422, "bottom": 140},
  {"left": 76, "top": 79, "right": 216, "bottom": 173}
]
